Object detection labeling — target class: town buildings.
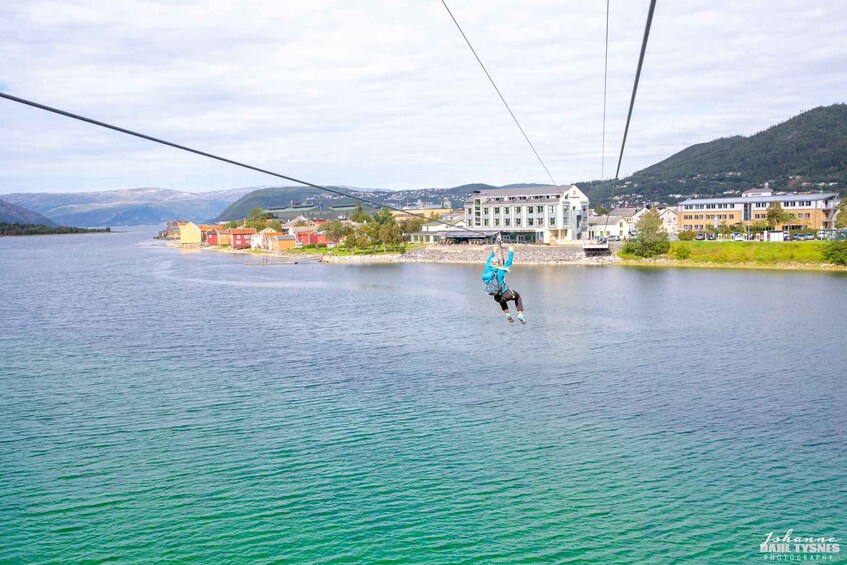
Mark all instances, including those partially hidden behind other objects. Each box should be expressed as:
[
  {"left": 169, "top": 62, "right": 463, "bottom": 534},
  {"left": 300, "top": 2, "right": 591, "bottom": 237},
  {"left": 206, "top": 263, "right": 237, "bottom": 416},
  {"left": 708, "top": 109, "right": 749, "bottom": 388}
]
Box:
[
  {"left": 677, "top": 188, "right": 839, "bottom": 232},
  {"left": 463, "top": 185, "right": 590, "bottom": 243}
]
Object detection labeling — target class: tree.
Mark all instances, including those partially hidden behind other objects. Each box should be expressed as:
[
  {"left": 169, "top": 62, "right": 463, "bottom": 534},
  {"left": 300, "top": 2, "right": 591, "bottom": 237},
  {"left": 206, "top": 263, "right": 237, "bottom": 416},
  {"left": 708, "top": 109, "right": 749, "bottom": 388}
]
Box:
[
  {"left": 428, "top": 212, "right": 442, "bottom": 222},
  {"left": 350, "top": 203, "right": 370, "bottom": 223},
  {"left": 629, "top": 209, "right": 670, "bottom": 257},
  {"left": 321, "top": 219, "right": 348, "bottom": 242},
  {"left": 372, "top": 209, "right": 395, "bottom": 226},
  {"left": 225, "top": 220, "right": 239, "bottom": 229},
  {"left": 678, "top": 230, "right": 695, "bottom": 241},
  {"left": 594, "top": 206, "right": 611, "bottom": 216},
  {"left": 268, "top": 220, "right": 283, "bottom": 231},
  {"left": 766, "top": 202, "right": 793, "bottom": 229},
  {"left": 399, "top": 218, "right": 425, "bottom": 235},
  {"left": 835, "top": 199, "right": 847, "bottom": 229},
  {"left": 248, "top": 207, "right": 272, "bottom": 220}
]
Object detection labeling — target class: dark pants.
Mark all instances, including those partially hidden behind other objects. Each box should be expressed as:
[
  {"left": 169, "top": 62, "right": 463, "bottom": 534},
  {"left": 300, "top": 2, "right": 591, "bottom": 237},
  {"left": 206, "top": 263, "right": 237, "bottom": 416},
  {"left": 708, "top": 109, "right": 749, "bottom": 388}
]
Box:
[{"left": 494, "top": 289, "right": 523, "bottom": 312}]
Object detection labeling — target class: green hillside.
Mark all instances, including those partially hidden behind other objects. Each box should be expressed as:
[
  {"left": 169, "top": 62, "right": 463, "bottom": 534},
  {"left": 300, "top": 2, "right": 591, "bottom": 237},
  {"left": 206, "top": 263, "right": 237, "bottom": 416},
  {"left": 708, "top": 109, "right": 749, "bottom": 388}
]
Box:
[{"left": 621, "top": 104, "right": 847, "bottom": 201}]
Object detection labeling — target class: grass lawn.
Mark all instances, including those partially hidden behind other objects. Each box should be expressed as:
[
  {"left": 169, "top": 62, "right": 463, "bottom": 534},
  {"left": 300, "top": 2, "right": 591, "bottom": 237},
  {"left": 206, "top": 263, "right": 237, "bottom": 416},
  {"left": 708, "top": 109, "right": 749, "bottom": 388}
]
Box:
[{"left": 639, "top": 241, "right": 829, "bottom": 264}]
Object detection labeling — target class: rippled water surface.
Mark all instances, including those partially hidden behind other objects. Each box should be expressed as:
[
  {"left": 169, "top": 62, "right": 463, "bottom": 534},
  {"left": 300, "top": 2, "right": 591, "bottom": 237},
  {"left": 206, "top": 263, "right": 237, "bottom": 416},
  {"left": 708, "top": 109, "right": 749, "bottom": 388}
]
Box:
[{"left": 1, "top": 227, "right": 845, "bottom": 563}]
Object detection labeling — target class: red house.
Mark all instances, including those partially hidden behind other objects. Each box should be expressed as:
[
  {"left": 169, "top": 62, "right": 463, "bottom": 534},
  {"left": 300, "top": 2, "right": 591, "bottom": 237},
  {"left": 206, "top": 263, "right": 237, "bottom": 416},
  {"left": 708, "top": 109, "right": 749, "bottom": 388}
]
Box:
[
  {"left": 295, "top": 231, "right": 327, "bottom": 246},
  {"left": 230, "top": 228, "right": 256, "bottom": 249},
  {"left": 206, "top": 230, "right": 220, "bottom": 246}
]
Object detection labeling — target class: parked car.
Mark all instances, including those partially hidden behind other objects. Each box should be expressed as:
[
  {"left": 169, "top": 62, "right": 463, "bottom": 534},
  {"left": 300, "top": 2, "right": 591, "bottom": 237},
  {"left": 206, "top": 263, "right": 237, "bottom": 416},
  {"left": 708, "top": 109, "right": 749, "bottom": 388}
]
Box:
[
  {"left": 695, "top": 232, "right": 706, "bottom": 241},
  {"left": 707, "top": 233, "right": 717, "bottom": 241},
  {"left": 730, "top": 232, "right": 743, "bottom": 241},
  {"left": 593, "top": 236, "right": 607, "bottom": 244},
  {"left": 608, "top": 235, "right": 621, "bottom": 242},
  {"left": 783, "top": 233, "right": 793, "bottom": 241}
]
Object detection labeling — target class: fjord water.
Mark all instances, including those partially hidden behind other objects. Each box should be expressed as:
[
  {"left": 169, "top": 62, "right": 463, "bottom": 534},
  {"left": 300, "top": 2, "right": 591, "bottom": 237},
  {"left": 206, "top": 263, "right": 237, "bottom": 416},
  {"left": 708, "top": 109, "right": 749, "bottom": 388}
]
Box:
[{"left": 1, "top": 228, "right": 845, "bottom": 563}]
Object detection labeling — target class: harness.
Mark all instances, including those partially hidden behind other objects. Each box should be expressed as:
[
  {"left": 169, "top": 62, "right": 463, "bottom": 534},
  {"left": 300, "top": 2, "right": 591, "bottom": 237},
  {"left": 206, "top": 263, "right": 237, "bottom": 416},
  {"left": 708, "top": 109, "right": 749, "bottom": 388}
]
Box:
[{"left": 485, "top": 232, "right": 509, "bottom": 296}]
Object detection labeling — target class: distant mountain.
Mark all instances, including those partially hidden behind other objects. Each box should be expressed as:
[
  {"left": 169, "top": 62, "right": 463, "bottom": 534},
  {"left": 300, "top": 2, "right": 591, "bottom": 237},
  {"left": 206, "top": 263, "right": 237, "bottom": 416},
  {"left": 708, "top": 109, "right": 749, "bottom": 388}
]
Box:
[
  {"left": 1, "top": 187, "right": 252, "bottom": 227},
  {"left": 0, "top": 198, "right": 56, "bottom": 226},
  {"left": 214, "top": 182, "right": 549, "bottom": 221},
  {"left": 584, "top": 103, "right": 847, "bottom": 205}
]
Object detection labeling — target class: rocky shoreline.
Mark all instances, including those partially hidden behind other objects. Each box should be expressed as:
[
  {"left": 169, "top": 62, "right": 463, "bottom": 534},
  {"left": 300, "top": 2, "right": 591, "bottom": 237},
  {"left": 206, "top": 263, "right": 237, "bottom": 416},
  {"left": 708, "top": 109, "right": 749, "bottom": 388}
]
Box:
[{"left": 320, "top": 245, "right": 621, "bottom": 265}]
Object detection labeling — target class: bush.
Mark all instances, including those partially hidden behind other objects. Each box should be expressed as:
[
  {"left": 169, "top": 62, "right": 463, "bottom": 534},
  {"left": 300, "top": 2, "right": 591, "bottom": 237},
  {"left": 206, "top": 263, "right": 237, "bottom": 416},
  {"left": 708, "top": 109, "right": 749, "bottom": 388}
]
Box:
[
  {"left": 822, "top": 240, "right": 847, "bottom": 265},
  {"left": 620, "top": 242, "right": 638, "bottom": 255},
  {"left": 678, "top": 230, "right": 696, "bottom": 241},
  {"left": 675, "top": 246, "right": 691, "bottom": 260}
]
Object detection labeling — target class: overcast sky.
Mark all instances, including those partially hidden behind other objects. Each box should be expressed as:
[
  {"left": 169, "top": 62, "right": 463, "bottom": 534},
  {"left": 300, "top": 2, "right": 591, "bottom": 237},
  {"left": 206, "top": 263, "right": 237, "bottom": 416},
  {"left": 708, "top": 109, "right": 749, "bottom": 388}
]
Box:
[{"left": 1, "top": 0, "right": 845, "bottom": 194}]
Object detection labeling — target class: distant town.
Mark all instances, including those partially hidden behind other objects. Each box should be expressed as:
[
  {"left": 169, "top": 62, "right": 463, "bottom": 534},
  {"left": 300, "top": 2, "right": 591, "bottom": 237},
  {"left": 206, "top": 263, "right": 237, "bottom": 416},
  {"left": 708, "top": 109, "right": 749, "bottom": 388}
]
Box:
[{"left": 164, "top": 183, "right": 845, "bottom": 255}]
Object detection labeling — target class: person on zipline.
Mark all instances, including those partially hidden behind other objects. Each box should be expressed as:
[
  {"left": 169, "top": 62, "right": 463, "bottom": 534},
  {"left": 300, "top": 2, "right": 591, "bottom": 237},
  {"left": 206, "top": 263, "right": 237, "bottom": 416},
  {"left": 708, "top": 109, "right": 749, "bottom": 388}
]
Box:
[{"left": 482, "top": 245, "right": 525, "bottom": 324}]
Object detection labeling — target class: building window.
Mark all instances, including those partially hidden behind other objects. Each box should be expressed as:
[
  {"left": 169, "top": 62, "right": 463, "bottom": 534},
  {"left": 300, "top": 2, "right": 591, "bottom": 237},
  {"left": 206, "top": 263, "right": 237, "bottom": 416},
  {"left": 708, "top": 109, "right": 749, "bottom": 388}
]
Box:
[
  {"left": 528, "top": 218, "right": 534, "bottom": 226},
  {"left": 549, "top": 206, "right": 556, "bottom": 214},
  {"left": 536, "top": 206, "right": 544, "bottom": 213},
  {"left": 503, "top": 207, "right": 510, "bottom": 214},
  {"left": 550, "top": 217, "right": 556, "bottom": 226},
  {"left": 494, "top": 218, "right": 500, "bottom": 226},
  {"left": 505, "top": 218, "right": 511, "bottom": 226},
  {"left": 515, "top": 206, "right": 523, "bottom": 215},
  {"left": 483, "top": 219, "right": 489, "bottom": 226},
  {"left": 515, "top": 218, "right": 521, "bottom": 226},
  {"left": 494, "top": 207, "right": 500, "bottom": 214}
]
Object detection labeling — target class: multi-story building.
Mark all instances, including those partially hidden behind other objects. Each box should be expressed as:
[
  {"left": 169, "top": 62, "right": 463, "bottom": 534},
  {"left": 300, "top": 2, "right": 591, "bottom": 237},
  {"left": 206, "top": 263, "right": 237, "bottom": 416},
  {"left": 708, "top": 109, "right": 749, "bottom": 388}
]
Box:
[
  {"left": 464, "top": 185, "right": 590, "bottom": 243},
  {"left": 677, "top": 188, "right": 839, "bottom": 232}
]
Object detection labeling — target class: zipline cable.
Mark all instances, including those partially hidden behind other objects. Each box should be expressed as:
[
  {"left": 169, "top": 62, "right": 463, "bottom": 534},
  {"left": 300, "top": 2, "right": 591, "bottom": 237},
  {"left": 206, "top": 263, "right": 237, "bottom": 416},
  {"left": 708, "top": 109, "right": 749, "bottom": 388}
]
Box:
[
  {"left": 0, "top": 92, "right": 490, "bottom": 236},
  {"left": 600, "top": 0, "right": 610, "bottom": 180},
  {"left": 440, "top": 0, "right": 560, "bottom": 188},
  {"left": 601, "top": 0, "right": 657, "bottom": 237}
]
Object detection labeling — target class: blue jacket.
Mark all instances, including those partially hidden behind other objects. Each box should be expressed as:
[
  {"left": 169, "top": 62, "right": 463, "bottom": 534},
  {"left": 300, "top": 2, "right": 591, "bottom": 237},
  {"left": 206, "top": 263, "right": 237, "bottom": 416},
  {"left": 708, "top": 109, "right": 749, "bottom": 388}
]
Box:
[{"left": 481, "top": 251, "right": 513, "bottom": 291}]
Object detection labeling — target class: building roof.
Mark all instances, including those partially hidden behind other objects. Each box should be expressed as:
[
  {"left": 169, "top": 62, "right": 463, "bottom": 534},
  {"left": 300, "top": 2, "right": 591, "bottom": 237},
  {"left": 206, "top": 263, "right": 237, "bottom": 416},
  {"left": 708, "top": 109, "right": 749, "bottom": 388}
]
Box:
[
  {"left": 679, "top": 192, "right": 837, "bottom": 206},
  {"left": 609, "top": 207, "right": 639, "bottom": 217},
  {"left": 230, "top": 228, "right": 257, "bottom": 235},
  {"left": 270, "top": 235, "right": 296, "bottom": 241},
  {"left": 588, "top": 215, "right": 625, "bottom": 226},
  {"left": 472, "top": 185, "right": 577, "bottom": 197}
]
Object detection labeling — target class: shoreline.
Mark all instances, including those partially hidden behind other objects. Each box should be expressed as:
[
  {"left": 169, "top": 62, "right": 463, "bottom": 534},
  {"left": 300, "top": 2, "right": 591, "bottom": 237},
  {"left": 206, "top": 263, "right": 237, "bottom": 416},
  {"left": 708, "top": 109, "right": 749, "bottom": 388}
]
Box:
[{"left": 170, "top": 242, "right": 847, "bottom": 272}]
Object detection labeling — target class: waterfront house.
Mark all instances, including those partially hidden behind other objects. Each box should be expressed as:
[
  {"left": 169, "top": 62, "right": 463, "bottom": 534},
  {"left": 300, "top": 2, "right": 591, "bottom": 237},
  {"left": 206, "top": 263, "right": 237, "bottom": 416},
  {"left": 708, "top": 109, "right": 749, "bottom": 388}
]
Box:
[
  {"left": 230, "top": 228, "right": 256, "bottom": 249},
  {"left": 677, "top": 188, "right": 839, "bottom": 232},
  {"left": 252, "top": 228, "right": 279, "bottom": 250},
  {"left": 410, "top": 214, "right": 468, "bottom": 244},
  {"left": 587, "top": 215, "right": 632, "bottom": 240},
  {"left": 464, "top": 185, "right": 590, "bottom": 243},
  {"left": 179, "top": 222, "right": 202, "bottom": 246},
  {"left": 206, "top": 230, "right": 221, "bottom": 246},
  {"left": 268, "top": 234, "right": 297, "bottom": 252},
  {"left": 166, "top": 219, "right": 189, "bottom": 238},
  {"left": 218, "top": 231, "right": 231, "bottom": 246},
  {"left": 660, "top": 207, "right": 678, "bottom": 236}
]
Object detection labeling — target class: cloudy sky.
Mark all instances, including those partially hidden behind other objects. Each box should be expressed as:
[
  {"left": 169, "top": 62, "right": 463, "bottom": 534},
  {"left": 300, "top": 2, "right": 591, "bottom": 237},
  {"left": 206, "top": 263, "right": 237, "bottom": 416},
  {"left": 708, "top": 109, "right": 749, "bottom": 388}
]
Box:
[{"left": 1, "top": 0, "right": 845, "bottom": 193}]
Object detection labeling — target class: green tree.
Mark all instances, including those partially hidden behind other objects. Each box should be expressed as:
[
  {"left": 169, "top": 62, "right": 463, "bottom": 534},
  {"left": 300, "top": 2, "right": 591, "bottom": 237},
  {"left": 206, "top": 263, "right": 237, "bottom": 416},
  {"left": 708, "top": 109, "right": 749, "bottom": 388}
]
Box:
[
  {"left": 594, "top": 206, "right": 611, "bottom": 216},
  {"left": 372, "top": 209, "right": 395, "bottom": 226},
  {"left": 268, "top": 220, "right": 283, "bottom": 231},
  {"left": 835, "top": 199, "right": 847, "bottom": 229},
  {"left": 321, "top": 219, "right": 348, "bottom": 242},
  {"left": 248, "top": 207, "right": 272, "bottom": 220},
  {"left": 766, "top": 202, "right": 793, "bottom": 229},
  {"left": 225, "top": 220, "right": 239, "bottom": 229},
  {"left": 399, "top": 218, "right": 425, "bottom": 235},
  {"left": 350, "top": 203, "right": 370, "bottom": 223},
  {"left": 678, "top": 230, "right": 695, "bottom": 241},
  {"left": 630, "top": 209, "right": 669, "bottom": 257}
]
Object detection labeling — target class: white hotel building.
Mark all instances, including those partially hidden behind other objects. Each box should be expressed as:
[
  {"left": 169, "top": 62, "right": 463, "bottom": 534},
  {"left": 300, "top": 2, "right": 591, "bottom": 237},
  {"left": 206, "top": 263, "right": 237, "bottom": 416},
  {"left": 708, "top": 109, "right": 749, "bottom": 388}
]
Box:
[{"left": 464, "top": 185, "right": 590, "bottom": 243}]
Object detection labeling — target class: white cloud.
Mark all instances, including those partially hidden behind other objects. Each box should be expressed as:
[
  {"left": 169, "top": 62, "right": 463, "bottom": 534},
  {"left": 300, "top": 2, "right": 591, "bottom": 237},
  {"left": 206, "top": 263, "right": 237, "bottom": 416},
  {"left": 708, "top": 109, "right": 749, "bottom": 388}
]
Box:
[{"left": 0, "top": 0, "right": 845, "bottom": 193}]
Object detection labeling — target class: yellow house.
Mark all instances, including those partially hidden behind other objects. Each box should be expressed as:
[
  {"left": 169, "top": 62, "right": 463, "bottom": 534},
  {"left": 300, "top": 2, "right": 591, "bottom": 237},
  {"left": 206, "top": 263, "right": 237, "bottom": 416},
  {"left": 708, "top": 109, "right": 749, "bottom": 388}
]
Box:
[
  {"left": 179, "top": 222, "right": 202, "bottom": 246},
  {"left": 268, "top": 234, "right": 297, "bottom": 252}
]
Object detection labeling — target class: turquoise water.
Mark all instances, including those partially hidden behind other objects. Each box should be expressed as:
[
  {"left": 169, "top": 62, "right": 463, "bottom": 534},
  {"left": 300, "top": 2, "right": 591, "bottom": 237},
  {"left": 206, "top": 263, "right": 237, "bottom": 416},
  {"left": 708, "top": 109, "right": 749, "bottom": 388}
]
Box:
[{"left": 1, "top": 228, "right": 845, "bottom": 563}]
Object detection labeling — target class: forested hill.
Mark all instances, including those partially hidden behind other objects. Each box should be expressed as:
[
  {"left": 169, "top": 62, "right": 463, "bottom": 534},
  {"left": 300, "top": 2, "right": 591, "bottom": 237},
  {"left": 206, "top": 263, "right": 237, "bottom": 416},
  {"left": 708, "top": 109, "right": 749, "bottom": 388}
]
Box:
[
  {"left": 0, "top": 198, "right": 56, "bottom": 226},
  {"left": 622, "top": 104, "right": 847, "bottom": 201}
]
